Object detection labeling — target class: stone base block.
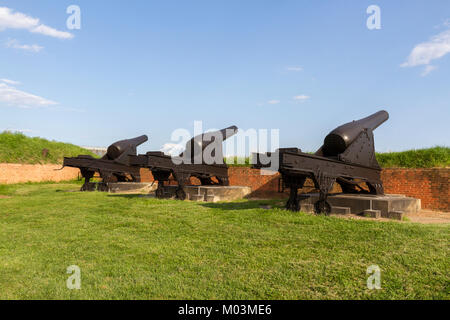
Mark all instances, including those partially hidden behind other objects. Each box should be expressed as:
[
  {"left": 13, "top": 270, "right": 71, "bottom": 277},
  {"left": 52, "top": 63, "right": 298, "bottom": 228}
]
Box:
[
  {"left": 386, "top": 211, "right": 404, "bottom": 220},
  {"left": 107, "top": 182, "right": 157, "bottom": 194},
  {"left": 331, "top": 206, "right": 351, "bottom": 215},
  {"left": 160, "top": 185, "right": 252, "bottom": 202},
  {"left": 300, "top": 203, "right": 314, "bottom": 213},
  {"left": 363, "top": 209, "right": 382, "bottom": 219},
  {"left": 298, "top": 193, "right": 420, "bottom": 220}
]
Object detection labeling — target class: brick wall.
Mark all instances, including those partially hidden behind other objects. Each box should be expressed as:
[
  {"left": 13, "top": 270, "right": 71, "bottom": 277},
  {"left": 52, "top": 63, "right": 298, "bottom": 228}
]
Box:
[
  {"left": 381, "top": 168, "right": 449, "bottom": 211},
  {"left": 0, "top": 163, "right": 79, "bottom": 184},
  {"left": 140, "top": 167, "right": 449, "bottom": 211}
]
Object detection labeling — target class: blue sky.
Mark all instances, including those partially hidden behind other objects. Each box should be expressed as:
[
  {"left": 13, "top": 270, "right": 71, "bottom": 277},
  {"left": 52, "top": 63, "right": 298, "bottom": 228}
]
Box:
[{"left": 0, "top": 0, "right": 449, "bottom": 154}]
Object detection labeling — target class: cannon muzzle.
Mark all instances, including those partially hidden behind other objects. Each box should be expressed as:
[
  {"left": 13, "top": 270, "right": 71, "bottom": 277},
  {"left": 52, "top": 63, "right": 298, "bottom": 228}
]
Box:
[
  {"left": 106, "top": 135, "right": 148, "bottom": 160},
  {"left": 218, "top": 125, "right": 239, "bottom": 141},
  {"left": 322, "top": 110, "right": 388, "bottom": 157},
  {"left": 180, "top": 126, "right": 238, "bottom": 163}
]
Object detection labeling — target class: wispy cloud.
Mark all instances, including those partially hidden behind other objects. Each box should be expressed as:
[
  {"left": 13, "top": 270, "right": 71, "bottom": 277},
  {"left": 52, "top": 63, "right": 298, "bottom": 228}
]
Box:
[
  {"left": 0, "top": 78, "right": 20, "bottom": 85},
  {"left": 421, "top": 65, "right": 437, "bottom": 77},
  {"left": 267, "top": 100, "right": 280, "bottom": 105},
  {"left": 401, "top": 29, "right": 450, "bottom": 76},
  {"left": 0, "top": 80, "right": 58, "bottom": 108},
  {"left": 5, "top": 38, "right": 43, "bottom": 52},
  {"left": 160, "top": 143, "right": 184, "bottom": 156},
  {"left": 0, "top": 7, "right": 73, "bottom": 39},
  {"left": 293, "top": 95, "right": 310, "bottom": 102},
  {"left": 434, "top": 18, "right": 450, "bottom": 29},
  {"left": 286, "top": 66, "right": 303, "bottom": 72}
]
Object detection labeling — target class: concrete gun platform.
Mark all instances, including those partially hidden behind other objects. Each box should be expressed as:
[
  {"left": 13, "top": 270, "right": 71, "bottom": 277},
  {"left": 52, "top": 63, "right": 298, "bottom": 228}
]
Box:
[
  {"left": 93, "top": 182, "right": 251, "bottom": 202},
  {"left": 158, "top": 185, "right": 252, "bottom": 202},
  {"left": 103, "top": 182, "right": 157, "bottom": 194},
  {"left": 299, "top": 193, "right": 421, "bottom": 220}
]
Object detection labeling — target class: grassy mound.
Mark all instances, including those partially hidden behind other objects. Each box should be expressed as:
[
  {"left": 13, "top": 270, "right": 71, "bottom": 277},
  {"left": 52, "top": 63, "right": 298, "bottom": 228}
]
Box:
[
  {"left": 376, "top": 146, "right": 449, "bottom": 168},
  {"left": 0, "top": 131, "right": 96, "bottom": 164}
]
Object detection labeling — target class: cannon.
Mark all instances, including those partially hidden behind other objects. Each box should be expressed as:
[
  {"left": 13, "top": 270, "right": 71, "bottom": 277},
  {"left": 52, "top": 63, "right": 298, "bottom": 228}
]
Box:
[
  {"left": 253, "top": 111, "right": 389, "bottom": 214},
  {"left": 63, "top": 135, "right": 148, "bottom": 191},
  {"left": 129, "top": 126, "right": 238, "bottom": 200},
  {"left": 180, "top": 126, "right": 238, "bottom": 164}
]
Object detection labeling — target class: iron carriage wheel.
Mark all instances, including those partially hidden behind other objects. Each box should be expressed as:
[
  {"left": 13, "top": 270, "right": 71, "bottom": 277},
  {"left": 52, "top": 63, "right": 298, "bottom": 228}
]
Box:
[
  {"left": 175, "top": 187, "right": 187, "bottom": 200},
  {"left": 314, "top": 200, "right": 331, "bottom": 215}
]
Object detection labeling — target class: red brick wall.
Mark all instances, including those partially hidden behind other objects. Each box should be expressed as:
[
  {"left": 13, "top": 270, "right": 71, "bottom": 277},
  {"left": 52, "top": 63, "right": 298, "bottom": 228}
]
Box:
[
  {"left": 228, "top": 167, "right": 287, "bottom": 198},
  {"left": 381, "top": 168, "right": 449, "bottom": 211},
  {"left": 140, "top": 167, "right": 449, "bottom": 211}
]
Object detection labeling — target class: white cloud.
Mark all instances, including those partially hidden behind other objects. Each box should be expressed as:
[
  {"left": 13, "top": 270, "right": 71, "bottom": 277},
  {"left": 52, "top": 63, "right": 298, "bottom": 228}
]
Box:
[
  {"left": 293, "top": 95, "right": 310, "bottom": 102},
  {"left": 0, "top": 7, "right": 73, "bottom": 39},
  {"left": 267, "top": 100, "right": 280, "bottom": 104},
  {"left": 0, "top": 78, "right": 20, "bottom": 85},
  {"left": 160, "top": 143, "right": 184, "bottom": 156},
  {"left": 30, "top": 24, "right": 73, "bottom": 39},
  {"left": 5, "top": 39, "right": 43, "bottom": 52},
  {"left": 421, "top": 65, "right": 437, "bottom": 77},
  {"left": 435, "top": 18, "right": 450, "bottom": 29},
  {"left": 286, "top": 66, "right": 303, "bottom": 72},
  {"left": 0, "top": 82, "right": 58, "bottom": 108},
  {"left": 401, "top": 29, "right": 450, "bottom": 75}
]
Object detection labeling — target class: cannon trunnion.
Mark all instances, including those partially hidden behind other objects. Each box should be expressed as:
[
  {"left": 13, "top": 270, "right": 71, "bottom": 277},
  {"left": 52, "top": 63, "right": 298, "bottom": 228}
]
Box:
[{"left": 253, "top": 111, "right": 389, "bottom": 214}]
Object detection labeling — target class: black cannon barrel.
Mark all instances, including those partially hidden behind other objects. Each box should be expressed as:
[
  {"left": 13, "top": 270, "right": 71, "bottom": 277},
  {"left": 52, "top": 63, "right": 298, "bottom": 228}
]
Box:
[
  {"left": 180, "top": 126, "right": 238, "bottom": 158},
  {"left": 322, "top": 110, "right": 389, "bottom": 156},
  {"left": 218, "top": 125, "right": 239, "bottom": 141},
  {"left": 106, "top": 135, "right": 148, "bottom": 160}
]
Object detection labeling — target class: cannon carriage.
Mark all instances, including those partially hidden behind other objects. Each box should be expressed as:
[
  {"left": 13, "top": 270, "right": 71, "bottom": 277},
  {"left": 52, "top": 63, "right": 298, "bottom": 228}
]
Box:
[
  {"left": 63, "top": 126, "right": 237, "bottom": 198},
  {"left": 253, "top": 111, "right": 389, "bottom": 214},
  {"left": 129, "top": 126, "right": 238, "bottom": 200},
  {"left": 63, "top": 135, "right": 148, "bottom": 191}
]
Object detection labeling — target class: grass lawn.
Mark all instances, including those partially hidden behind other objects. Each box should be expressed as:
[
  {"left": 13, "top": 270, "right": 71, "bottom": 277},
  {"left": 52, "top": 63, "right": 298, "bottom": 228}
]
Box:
[{"left": 0, "top": 182, "right": 448, "bottom": 300}]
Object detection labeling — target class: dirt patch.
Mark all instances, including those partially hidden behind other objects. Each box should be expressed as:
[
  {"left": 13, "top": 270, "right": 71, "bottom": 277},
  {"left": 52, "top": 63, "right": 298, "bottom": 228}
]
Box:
[
  {"left": 406, "top": 210, "right": 450, "bottom": 224},
  {"left": 0, "top": 195, "right": 11, "bottom": 199},
  {"left": 328, "top": 210, "right": 450, "bottom": 225}
]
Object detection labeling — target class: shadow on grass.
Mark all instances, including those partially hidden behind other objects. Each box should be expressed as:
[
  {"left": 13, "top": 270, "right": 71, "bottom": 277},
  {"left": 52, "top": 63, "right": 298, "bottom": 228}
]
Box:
[
  {"left": 107, "top": 194, "right": 155, "bottom": 199},
  {"left": 200, "top": 199, "right": 285, "bottom": 211},
  {"left": 106, "top": 194, "right": 287, "bottom": 211}
]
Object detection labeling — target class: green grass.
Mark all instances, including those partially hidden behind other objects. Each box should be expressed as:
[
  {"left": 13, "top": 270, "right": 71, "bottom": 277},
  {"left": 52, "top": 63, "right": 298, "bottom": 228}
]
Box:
[
  {"left": 225, "top": 147, "right": 450, "bottom": 168},
  {"left": 0, "top": 131, "right": 97, "bottom": 164},
  {"left": 376, "top": 146, "right": 449, "bottom": 168},
  {"left": 224, "top": 156, "right": 251, "bottom": 167},
  {"left": 0, "top": 182, "right": 448, "bottom": 300}
]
